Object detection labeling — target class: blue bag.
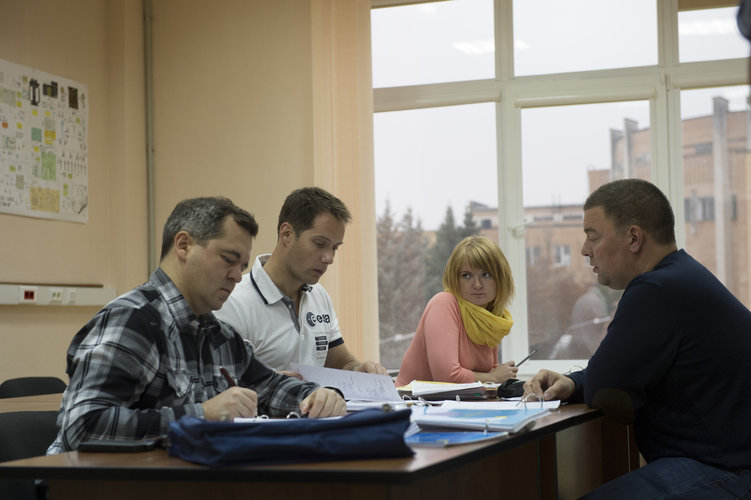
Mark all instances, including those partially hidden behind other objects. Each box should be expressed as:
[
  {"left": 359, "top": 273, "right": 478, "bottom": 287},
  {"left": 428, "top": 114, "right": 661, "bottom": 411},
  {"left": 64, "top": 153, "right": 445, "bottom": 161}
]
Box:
[{"left": 167, "top": 408, "right": 414, "bottom": 466}]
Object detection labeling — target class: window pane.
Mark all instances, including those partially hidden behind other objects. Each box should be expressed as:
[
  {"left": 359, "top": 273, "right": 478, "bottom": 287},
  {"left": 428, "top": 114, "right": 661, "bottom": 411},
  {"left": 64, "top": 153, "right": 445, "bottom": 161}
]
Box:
[
  {"left": 513, "top": 0, "right": 658, "bottom": 76},
  {"left": 520, "top": 101, "right": 650, "bottom": 360},
  {"left": 375, "top": 103, "right": 498, "bottom": 370},
  {"left": 371, "top": 0, "right": 494, "bottom": 88},
  {"left": 681, "top": 86, "right": 750, "bottom": 307},
  {"left": 679, "top": 7, "right": 747, "bottom": 63}
]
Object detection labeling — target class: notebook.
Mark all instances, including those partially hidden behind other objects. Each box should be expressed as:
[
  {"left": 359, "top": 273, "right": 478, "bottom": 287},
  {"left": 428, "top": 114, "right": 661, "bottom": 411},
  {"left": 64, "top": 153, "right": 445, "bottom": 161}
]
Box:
[
  {"left": 406, "top": 430, "right": 508, "bottom": 447},
  {"left": 413, "top": 407, "right": 549, "bottom": 434}
]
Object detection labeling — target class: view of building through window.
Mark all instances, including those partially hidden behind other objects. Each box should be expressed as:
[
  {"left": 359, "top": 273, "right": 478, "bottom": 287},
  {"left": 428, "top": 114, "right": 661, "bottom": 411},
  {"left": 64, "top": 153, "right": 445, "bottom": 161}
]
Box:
[
  {"left": 372, "top": 1, "right": 748, "bottom": 372},
  {"left": 519, "top": 100, "right": 651, "bottom": 361}
]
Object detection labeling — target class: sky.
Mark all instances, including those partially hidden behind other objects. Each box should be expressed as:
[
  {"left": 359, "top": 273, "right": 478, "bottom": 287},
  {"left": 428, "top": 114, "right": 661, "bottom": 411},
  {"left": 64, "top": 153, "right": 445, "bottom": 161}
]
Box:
[{"left": 371, "top": 0, "right": 749, "bottom": 230}]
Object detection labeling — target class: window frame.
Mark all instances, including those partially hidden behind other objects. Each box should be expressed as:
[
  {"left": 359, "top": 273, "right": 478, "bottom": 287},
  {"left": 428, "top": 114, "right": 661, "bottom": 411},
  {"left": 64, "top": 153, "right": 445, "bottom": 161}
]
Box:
[{"left": 372, "top": 0, "right": 748, "bottom": 376}]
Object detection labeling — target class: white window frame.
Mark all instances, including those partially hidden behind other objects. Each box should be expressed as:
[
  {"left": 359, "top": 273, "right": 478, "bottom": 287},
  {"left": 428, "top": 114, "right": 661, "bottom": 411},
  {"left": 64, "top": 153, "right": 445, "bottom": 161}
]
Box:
[{"left": 372, "top": 0, "right": 747, "bottom": 376}]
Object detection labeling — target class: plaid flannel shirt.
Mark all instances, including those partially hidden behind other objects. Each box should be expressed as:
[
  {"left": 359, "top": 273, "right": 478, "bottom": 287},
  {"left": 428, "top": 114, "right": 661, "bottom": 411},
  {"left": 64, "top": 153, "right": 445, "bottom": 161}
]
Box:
[{"left": 48, "top": 268, "right": 319, "bottom": 453}]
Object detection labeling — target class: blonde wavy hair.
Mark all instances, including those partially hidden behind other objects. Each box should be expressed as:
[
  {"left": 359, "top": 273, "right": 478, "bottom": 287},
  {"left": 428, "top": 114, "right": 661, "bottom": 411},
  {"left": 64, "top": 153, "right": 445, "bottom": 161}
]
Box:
[{"left": 442, "top": 235, "right": 515, "bottom": 315}]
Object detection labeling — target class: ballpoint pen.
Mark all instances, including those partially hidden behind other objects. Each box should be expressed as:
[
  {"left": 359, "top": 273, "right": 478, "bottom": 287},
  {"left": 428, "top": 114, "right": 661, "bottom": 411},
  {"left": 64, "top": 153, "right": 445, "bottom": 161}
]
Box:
[
  {"left": 516, "top": 349, "right": 537, "bottom": 368},
  {"left": 219, "top": 366, "right": 237, "bottom": 387}
]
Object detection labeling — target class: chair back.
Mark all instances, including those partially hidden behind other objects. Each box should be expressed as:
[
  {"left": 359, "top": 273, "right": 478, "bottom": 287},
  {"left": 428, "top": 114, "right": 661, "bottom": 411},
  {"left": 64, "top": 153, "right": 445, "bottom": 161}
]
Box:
[
  {"left": 0, "top": 410, "right": 59, "bottom": 500},
  {"left": 0, "top": 377, "right": 67, "bottom": 398}
]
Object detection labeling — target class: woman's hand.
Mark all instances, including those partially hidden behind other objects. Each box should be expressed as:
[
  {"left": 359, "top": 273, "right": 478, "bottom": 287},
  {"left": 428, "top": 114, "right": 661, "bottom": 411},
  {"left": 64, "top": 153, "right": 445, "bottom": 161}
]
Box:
[{"left": 477, "top": 361, "right": 518, "bottom": 384}]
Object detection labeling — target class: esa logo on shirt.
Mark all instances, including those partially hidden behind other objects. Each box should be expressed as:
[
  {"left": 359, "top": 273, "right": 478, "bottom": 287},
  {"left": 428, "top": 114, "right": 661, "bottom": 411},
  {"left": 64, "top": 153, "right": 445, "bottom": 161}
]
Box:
[{"left": 306, "top": 311, "right": 331, "bottom": 327}]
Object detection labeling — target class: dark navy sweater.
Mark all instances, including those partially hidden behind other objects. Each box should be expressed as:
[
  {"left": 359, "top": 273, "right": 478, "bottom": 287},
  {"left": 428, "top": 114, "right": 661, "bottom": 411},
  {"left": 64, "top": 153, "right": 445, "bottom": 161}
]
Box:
[{"left": 568, "top": 250, "right": 751, "bottom": 470}]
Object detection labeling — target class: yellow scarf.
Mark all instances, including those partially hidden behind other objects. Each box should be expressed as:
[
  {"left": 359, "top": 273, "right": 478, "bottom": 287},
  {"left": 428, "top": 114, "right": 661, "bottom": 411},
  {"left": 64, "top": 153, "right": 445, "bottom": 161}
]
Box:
[{"left": 454, "top": 293, "right": 514, "bottom": 347}]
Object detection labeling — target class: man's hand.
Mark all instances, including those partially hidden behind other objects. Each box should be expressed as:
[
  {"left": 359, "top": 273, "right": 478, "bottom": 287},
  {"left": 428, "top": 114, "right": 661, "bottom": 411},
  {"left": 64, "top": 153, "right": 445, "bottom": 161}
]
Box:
[
  {"left": 354, "top": 360, "right": 389, "bottom": 376},
  {"left": 523, "top": 369, "right": 575, "bottom": 402},
  {"left": 202, "top": 386, "right": 258, "bottom": 421},
  {"left": 299, "top": 388, "right": 346, "bottom": 418}
]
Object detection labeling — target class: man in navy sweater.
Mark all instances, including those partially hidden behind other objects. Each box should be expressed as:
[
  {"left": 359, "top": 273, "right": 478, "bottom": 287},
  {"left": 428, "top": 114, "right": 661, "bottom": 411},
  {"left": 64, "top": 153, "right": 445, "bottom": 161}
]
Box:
[{"left": 525, "top": 179, "right": 751, "bottom": 498}]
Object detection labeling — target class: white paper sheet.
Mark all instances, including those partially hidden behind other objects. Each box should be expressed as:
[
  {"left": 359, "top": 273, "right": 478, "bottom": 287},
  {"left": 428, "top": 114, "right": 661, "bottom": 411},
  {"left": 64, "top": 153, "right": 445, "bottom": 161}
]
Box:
[
  {"left": 439, "top": 399, "right": 562, "bottom": 410},
  {"left": 409, "top": 380, "right": 485, "bottom": 396},
  {"left": 290, "top": 363, "right": 402, "bottom": 402}
]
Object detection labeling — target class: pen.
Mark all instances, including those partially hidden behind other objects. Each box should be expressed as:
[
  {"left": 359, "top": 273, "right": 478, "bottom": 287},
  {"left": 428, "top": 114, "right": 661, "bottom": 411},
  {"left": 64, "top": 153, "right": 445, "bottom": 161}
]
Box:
[
  {"left": 219, "top": 366, "right": 237, "bottom": 387},
  {"left": 516, "top": 349, "right": 537, "bottom": 367}
]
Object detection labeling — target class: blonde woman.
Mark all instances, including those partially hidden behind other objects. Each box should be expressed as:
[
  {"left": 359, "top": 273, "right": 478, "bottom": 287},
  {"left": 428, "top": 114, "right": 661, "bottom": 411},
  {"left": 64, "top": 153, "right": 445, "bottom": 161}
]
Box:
[{"left": 396, "top": 236, "right": 517, "bottom": 386}]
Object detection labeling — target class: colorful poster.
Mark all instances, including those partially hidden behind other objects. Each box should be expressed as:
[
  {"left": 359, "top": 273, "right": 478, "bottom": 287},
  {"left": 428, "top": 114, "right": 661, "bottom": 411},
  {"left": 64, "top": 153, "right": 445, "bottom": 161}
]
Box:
[{"left": 0, "top": 58, "right": 88, "bottom": 222}]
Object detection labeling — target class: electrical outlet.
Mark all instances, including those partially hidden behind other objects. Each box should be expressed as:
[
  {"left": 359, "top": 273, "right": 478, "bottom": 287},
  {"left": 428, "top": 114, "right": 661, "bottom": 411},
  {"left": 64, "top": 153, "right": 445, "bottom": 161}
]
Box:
[
  {"left": 50, "top": 288, "right": 63, "bottom": 304},
  {"left": 19, "top": 285, "right": 38, "bottom": 304}
]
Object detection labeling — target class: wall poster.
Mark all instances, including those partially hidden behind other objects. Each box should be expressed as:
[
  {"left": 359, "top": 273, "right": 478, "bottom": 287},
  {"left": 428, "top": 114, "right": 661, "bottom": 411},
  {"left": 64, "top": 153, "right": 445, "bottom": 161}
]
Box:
[{"left": 0, "top": 57, "right": 88, "bottom": 222}]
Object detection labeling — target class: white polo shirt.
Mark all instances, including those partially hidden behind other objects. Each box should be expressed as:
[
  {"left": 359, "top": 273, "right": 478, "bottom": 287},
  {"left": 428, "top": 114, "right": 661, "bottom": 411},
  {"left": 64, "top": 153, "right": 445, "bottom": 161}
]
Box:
[{"left": 215, "top": 254, "right": 344, "bottom": 371}]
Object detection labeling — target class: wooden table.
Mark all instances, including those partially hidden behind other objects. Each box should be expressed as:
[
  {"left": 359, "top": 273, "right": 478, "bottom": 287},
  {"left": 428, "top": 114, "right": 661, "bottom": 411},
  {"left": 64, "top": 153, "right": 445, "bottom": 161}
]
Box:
[
  {"left": 0, "top": 404, "right": 639, "bottom": 500},
  {"left": 0, "top": 393, "right": 62, "bottom": 413}
]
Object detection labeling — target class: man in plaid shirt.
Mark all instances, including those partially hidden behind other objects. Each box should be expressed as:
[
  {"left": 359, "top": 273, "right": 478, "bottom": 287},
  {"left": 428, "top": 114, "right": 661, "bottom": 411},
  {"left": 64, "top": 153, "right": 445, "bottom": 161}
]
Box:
[{"left": 48, "top": 196, "right": 345, "bottom": 453}]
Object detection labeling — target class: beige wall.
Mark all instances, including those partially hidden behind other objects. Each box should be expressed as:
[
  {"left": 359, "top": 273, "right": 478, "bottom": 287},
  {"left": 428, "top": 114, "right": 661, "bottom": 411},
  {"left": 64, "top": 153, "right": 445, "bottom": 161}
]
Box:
[
  {"left": 0, "top": 0, "right": 377, "bottom": 383},
  {"left": 0, "top": 0, "right": 148, "bottom": 380}
]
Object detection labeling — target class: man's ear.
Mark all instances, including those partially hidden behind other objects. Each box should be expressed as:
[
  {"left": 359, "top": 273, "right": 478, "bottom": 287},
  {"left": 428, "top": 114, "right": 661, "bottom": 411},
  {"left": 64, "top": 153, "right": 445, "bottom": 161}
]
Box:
[
  {"left": 174, "top": 231, "right": 193, "bottom": 260},
  {"left": 278, "top": 222, "right": 295, "bottom": 246},
  {"left": 627, "top": 225, "right": 644, "bottom": 254}
]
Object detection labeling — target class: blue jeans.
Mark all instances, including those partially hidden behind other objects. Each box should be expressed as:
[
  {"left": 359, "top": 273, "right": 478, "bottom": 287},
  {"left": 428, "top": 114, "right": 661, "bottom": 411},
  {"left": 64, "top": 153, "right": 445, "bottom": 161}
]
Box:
[{"left": 581, "top": 457, "right": 751, "bottom": 499}]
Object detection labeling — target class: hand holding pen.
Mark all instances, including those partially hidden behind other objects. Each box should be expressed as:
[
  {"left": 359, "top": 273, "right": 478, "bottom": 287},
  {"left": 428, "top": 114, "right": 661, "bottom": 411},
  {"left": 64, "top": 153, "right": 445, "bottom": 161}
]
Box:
[
  {"left": 220, "top": 366, "right": 237, "bottom": 387},
  {"left": 201, "top": 366, "right": 258, "bottom": 422}
]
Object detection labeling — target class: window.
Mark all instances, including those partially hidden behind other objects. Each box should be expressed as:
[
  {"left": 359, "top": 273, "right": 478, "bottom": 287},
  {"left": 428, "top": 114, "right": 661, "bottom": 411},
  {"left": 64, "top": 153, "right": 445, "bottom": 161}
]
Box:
[
  {"left": 679, "top": 6, "right": 747, "bottom": 63},
  {"left": 513, "top": 0, "right": 657, "bottom": 76},
  {"left": 553, "top": 245, "right": 571, "bottom": 267},
  {"left": 526, "top": 246, "right": 541, "bottom": 266},
  {"left": 374, "top": 103, "right": 497, "bottom": 370},
  {"left": 372, "top": 0, "right": 748, "bottom": 374},
  {"left": 686, "top": 195, "right": 717, "bottom": 222},
  {"left": 371, "top": 0, "right": 494, "bottom": 87},
  {"left": 700, "top": 197, "right": 715, "bottom": 221},
  {"left": 522, "top": 102, "right": 651, "bottom": 208},
  {"left": 681, "top": 85, "right": 750, "bottom": 303},
  {"left": 374, "top": 103, "right": 497, "bottom": 233}
]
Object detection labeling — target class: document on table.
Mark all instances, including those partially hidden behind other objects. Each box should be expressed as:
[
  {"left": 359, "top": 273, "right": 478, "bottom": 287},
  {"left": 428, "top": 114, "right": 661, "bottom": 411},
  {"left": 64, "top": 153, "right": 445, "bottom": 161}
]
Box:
[
  {"left": 409, "top": 380, "right": 485, "bottom": 396},
  {"left": 440, "top": 399, "right": 562, "bottom": 410},
  {"left": 397, "top": 380, "right": 494, "bottom": 401},
  {"left": 290, "top": 363, "right": 402, "bottom": 402}
]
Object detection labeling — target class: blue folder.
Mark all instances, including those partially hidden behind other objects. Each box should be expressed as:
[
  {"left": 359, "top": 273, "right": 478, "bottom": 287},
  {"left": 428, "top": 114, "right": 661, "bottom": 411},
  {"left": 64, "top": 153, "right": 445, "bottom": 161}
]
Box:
[{"left": 167, "top": 408, "right": 414, "bottom": 466}]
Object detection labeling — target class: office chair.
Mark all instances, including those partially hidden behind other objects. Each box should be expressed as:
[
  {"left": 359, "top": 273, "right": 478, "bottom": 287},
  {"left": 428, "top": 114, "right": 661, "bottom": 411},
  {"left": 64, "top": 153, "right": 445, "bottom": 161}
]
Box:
[
  {"left": 0, "top": 377, "right": 67, "bottom": 398},
  {"left": 0, "top": 410, "right": 59, "bottom": 500}
]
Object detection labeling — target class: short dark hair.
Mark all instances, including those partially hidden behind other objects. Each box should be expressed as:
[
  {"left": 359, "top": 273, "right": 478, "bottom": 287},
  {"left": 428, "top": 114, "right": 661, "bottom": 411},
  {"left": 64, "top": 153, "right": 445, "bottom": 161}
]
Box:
[
  {"left": 584, "top": 179, "right": 675, "bottom": 245},
  {"left": 277, "top": 187, "right": 351, "bottom": 235},
  {"left": 160, "top": 196, "right": 258, "bottom": 259}
]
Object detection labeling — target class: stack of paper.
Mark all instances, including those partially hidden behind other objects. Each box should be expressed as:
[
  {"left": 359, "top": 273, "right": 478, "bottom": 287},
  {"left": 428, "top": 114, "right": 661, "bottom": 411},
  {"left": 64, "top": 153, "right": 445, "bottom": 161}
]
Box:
[
  {"left": 398, "top": 380, "right": 494, "bottom": 401},
  {"left": 440, "top": 400, "right": 561, "bottom": 411}
]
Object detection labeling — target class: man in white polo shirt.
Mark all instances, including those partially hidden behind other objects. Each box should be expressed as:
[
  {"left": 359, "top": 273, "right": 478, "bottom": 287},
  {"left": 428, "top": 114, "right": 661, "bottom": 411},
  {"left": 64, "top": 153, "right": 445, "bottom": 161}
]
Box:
[{"left": 216, "top": 187, "right": 387, "bottom": 376}]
